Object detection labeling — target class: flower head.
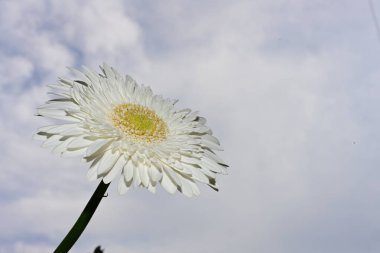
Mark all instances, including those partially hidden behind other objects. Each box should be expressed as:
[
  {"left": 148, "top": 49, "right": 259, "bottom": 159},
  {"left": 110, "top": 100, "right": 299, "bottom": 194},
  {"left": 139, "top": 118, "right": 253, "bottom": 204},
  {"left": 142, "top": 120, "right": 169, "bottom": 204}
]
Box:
[{"left": 35, "top": 64, "right": 228, "bottom": 197}]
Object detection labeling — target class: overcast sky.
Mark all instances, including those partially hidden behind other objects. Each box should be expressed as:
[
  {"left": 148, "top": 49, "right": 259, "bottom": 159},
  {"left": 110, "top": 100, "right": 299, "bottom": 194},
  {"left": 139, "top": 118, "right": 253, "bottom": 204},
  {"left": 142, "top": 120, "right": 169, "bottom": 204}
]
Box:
[{"left": 1, "top": 0, "right": 380, "bottom": 252}]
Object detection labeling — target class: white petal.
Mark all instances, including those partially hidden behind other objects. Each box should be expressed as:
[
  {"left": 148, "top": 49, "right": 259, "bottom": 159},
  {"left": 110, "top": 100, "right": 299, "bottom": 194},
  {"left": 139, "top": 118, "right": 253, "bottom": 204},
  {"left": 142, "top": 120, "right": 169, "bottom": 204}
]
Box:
[
  {"left": 201, "top": 157, "right": 228, "bottom": 174},
  {"left": 204, "top": 149, "right": 227, "bottom": 165},
  {"left": 160, "top": 170, "right": 177, "bottom": 194},
  {"left": 61, "top": 128, "right": 85, "bottom": 136},
  {"left": 61, "top": 147, "right": 86, "bottom": 157},
  {"left": 172, "top": 161, "right": 193, "bottom": 175},
  {"left": 180, "top": 155, "right": 201, "bottom": 165},
  {"left": 189, "top": 166, "right": 209, "bottom": 184},
  {"left": 48, "top": 83, "right": 71, "bottom": 91},
  {"left": 37, "top": 125, "right": 59, "bottom": 133},
  {"left": 184, "top": 111, "right": 198, "bottom": 122},
  {"left": 192, "top": 125, "right": 210, "bottom": 133},
  {"left": 139, "top": 166, "right": 149, "bottom": 187},
  {"left": 103, "top": 155, "right": 126, "bottom": 183},
  {"left": 97, "top": 150, "right": 120, "bottom": 176},
  {"left": 37, "top": 109, "right": 80, "bottom": 122},
  {"left": 178, "top": 177, "right": 193, "bottom": 197},
  {"left": 39, "top": 101, "right": 79, "bottom": 111},
  {"left": 163, "top": 166, "right": 182, "bottom": 187},
  {"left": 37, "top": 124, "right": 78, "bottom": 134},
  {"left": 33, "top": 132, "right": 48, "bottom": 141},
  {"left": 118, "top": 177, "right": 131, "bottom": 194},
  {"left": 37, "top": 108, "right": 64, "bottom": 117},
  {"left": 187, "top": 179, "right": 201, "bottom": 196},
  {"left": 67, "top": 137, "right": 93, "bottom": 149},
  {"left": 147, "top": 183, "right": 157, "bottom": 193},
  {"left": 200, "top": 167, "right": 216, "bottom": 178},
  {"left": 123, "top": 159, "right": 134, "bottom": 182},
  {"left": 42, "top": 135, "right": 62, "bottom": 148},
  {"left": 132, "top": 165, "right": 142, "bottom": 187},
  {"left": 52, "top": 137, "right": 75, "bottom": 154},
  {"left": 87, "top": 163, "right": 99, "bottom": 181},
  {"left": 148, "top": 165, "right": 162, "bottom": 182},
  {"left": 100, "top": 63, "right": 116, "bottom": 80},
  {"left": 68, "top": 67, "right": 90, "bottom": 82},
  {"left": 208, "top": 180, "right": 219, "bottom": 191},
  {"left": 201, "top": 138, "right": 223, "bottom": 151},
  {"left": 85, "top": 139, "right": 112, "bottom": 160},
  {"left": 201, "top": 134, "right": 220, "bottom": 145}
]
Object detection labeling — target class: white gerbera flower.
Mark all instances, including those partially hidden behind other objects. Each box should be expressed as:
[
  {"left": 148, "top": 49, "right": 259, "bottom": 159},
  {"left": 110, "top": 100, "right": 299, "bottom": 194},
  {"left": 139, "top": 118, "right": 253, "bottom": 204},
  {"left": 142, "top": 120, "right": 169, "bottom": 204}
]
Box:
[{"left": 35, "top": 64, "right": 228, "bottom": 197}]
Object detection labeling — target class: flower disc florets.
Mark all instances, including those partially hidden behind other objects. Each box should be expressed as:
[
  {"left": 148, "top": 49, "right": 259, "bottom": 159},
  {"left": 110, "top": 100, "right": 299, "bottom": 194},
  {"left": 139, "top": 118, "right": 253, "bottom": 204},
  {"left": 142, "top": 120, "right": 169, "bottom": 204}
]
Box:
[
  {"left": 35, "top": 64, "right": 228, "bottom": 197},
  {"left": 111, "top": 103, "right": 168, "bottom": 143}
]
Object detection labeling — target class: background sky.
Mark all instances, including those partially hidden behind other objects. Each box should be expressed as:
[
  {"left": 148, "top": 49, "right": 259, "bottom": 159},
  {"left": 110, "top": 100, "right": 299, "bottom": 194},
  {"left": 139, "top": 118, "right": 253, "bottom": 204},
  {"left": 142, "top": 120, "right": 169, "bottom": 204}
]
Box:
[{"left": 1, "top": 0, "right": 380, "bottom": 252}]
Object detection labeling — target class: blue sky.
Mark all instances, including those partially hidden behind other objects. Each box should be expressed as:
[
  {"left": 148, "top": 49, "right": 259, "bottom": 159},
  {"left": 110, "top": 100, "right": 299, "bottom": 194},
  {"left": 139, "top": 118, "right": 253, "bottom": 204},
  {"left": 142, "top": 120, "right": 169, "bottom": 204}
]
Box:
[{"left": 1, "top": 0, "right": 380, "bottom": 252}]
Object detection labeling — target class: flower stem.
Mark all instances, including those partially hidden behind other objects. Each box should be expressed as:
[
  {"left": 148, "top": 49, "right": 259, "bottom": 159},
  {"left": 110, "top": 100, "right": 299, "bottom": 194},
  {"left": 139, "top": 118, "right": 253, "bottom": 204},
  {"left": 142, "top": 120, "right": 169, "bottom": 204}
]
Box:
[{"left": 54, "top": 180, "right": 110, "bottom": 253}]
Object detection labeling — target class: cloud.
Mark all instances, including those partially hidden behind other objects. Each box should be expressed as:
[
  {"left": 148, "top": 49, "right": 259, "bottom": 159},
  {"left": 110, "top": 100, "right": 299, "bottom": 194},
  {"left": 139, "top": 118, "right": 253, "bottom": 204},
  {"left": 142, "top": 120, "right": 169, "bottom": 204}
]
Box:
[
  {"left": 0, "top": 55, "right": 34, "bottom": 92},
  {"left": 0, "top": 242, "right": 54, "bottom": 253},
  {"left": 1, "top": 0, "right": 380, "bottom": 253},
  {"left": 53, "top": 1, "right": 140, "bottom": 53},
  {"left": 45, "top": 0, "right": 147, "bottom": 68},
  {"left": 0, "top": 0, "right": 75, "bottom": 92}
]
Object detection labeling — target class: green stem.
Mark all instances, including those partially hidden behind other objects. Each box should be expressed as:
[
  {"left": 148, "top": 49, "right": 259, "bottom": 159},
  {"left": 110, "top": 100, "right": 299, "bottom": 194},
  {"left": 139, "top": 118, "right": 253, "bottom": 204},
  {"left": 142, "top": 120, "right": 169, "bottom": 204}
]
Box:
[{"left": 54, "top": 180, "right": 110, "bottom": 253}]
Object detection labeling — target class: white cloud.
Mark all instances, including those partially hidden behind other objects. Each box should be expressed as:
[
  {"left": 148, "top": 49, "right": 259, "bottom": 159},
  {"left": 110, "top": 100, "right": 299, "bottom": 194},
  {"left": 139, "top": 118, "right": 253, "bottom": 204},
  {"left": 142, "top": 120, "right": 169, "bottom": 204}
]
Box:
[
  {"left": 54, "top": 0, "right": 140, "bottom": 54},
  {"left": 0, "top": 55, "right": 34, "bottom": 92},
  {"left": 1, "top": 0, "right": 380, "bottom": 253},
  {"left": 45, "top": 0, "right": 148, "bottom": 71},
  {"left": 0, "top": 0, "right": 75, "bottom": 90},
  {"left": 0, "top": 242, "right": 54, "bottom": 253}
]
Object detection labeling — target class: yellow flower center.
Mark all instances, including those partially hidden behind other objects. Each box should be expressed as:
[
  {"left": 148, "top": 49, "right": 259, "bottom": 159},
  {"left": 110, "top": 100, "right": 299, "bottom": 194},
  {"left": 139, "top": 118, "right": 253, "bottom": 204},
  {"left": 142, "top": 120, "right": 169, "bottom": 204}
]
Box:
[{"left": 111, "top": 103, "right": 168, "bottom": 143}]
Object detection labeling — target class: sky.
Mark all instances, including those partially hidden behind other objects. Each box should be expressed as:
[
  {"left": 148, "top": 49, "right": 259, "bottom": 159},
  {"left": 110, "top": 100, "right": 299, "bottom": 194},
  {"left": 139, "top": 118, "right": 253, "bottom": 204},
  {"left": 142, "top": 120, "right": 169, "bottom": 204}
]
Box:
[{"left": 1, "top": 0, "right": 380, "bottom": 252}]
